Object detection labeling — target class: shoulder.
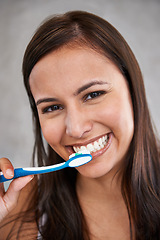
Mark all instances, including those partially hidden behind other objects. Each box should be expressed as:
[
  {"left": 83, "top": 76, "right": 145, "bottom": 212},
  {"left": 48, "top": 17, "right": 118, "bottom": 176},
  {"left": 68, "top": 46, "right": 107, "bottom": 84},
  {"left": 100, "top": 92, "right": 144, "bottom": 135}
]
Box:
[{"left": 0, "top": 177, "right": 38, "bottom": 239}]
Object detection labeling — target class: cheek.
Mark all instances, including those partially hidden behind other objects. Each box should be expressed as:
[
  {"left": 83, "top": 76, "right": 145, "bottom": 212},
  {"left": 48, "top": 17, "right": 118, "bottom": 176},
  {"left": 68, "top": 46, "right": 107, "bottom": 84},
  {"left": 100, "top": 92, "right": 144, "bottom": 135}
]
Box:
[
  {"left": 95, "top": 101, "right": 121, "bottom": 128},
  {"left": 96, "top": 96, "right": 134, "bottom": 139},
  {"left": 40, "top": 118, "right": 64, "bottom": 147},
  {"left": 110, "top": 98, "right": 134, "bottom": 147}
]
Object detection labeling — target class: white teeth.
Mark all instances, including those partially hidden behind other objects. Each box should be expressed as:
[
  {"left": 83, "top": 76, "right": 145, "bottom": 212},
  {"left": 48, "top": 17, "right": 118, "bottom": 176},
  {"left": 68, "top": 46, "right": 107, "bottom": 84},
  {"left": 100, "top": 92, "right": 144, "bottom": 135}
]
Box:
[
  {"left": 80, "top": 146, "right": 86, "bottom": 152},
  {"left": 73, "top": 146, "right": 79, "bottom": 152},
  {"left": 73, "top": 134, "right": 109, "bottom": 154},
  {"left": 98, "top": 138, "right": 102, "bottom": 145},
  {"left": 87, "top": 144, "right": 94, "bottom": 152},
  {"left": 100, "top": 143, "right": 104, "bottom": 148},
  {"left": 94, "top": 141, "right": 101, "bottom": 150},
  {"left": 69, "top": 149, "right": 90, "bottom": 159}
]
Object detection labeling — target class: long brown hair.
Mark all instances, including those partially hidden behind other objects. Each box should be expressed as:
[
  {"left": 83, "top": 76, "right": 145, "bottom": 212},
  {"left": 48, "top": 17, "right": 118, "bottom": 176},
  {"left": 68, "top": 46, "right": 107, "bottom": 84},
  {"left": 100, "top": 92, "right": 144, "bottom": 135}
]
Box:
[{"left": 22, "top": 11, "right": 160, "bottom": 239}]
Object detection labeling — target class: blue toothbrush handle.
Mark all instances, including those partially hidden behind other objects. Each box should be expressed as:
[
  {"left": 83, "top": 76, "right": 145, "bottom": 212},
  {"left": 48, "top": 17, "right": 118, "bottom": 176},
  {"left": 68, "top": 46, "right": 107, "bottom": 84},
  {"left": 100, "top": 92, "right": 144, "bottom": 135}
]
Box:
[
  {"left": 0, "top": 168, "right": 36, "bottom": 183},
  {"left": 0, "top": 162, "right": 67, "bottom": 183},
  {"left": 0, "top": 152, "right": 92, "bottom": 183},
  {"left": 0, "top": 168, "right": 26, "bottom": 183}
]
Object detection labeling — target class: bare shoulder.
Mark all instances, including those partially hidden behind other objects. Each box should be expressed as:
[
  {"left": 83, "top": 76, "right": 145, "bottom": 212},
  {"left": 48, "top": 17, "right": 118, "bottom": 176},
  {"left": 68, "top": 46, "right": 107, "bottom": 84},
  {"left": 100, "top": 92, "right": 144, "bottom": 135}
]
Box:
[{"left": 0, "top": 177, "right": 38, "bottom": 239}]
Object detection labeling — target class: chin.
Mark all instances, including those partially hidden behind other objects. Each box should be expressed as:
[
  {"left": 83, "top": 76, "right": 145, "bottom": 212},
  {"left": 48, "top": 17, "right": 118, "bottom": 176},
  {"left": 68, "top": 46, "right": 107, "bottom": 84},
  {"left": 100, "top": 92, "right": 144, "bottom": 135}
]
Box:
[{"left": 76, "top": 162, "right": 116, "bottom": 179}]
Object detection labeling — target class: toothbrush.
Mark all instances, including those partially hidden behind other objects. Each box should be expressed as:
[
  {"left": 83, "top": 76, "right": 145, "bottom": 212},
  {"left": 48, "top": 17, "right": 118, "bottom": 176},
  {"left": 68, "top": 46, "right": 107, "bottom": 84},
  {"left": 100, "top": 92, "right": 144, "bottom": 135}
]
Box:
[{"left": 0, "top": 151, "right": 92, "bottom": 183}]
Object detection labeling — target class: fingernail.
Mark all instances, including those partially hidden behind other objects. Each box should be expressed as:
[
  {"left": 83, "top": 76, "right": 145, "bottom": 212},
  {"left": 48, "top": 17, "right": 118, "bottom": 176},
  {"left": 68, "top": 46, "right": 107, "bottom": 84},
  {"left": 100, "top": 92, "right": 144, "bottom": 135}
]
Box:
[
  {"left": 29, "top": 175, "right": 34, "bottom": 181},
  {"left": 6, "top": 169, "right": 14, "bottom": 177}
]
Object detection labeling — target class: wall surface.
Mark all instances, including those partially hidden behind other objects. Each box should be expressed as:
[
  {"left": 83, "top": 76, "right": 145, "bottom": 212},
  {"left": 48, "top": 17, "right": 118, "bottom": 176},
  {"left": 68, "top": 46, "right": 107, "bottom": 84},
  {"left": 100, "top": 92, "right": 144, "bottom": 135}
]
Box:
[{"left": 0, "top": 0, "right": 160, "bottom": 171}]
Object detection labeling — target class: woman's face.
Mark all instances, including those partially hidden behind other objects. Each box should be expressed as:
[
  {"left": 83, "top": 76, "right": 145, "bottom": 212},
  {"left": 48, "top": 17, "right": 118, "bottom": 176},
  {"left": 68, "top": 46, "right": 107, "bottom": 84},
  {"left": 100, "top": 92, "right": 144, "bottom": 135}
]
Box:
[{"left": 29, "top": 47, "right": 134, "bottom": 179}]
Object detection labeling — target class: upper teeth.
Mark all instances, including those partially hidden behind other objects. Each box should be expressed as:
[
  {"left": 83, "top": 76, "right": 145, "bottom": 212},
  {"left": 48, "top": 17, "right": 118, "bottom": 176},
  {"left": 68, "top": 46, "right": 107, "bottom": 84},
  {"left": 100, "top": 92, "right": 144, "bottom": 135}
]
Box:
[{"left": 73, "top": 135, "right": 109, "bottom": 154}]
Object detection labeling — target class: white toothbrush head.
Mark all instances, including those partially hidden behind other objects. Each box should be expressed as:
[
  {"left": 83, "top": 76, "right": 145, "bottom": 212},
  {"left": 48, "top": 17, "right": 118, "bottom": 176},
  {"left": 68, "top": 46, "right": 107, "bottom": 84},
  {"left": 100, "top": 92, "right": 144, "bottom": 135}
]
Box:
[{"left": 68, "top": 150, "right": 92, "bottom": 167}]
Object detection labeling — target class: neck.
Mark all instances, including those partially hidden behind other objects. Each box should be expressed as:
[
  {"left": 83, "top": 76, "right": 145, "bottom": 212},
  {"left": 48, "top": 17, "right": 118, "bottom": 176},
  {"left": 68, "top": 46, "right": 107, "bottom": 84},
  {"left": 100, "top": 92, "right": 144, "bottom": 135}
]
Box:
[
  {"left": 76, "top": 170, "right": 123, "bottom": 203},
  {"left": 76, "top": 171, "right": 131, "bottom": 240}
]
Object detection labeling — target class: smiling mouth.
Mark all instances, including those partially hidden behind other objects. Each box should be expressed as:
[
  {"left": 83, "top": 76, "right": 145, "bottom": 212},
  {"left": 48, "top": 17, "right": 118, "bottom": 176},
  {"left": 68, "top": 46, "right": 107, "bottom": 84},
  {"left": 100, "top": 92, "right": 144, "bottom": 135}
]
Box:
[{"left": 73, "top": 134, "right": 110, "bottom": 154}]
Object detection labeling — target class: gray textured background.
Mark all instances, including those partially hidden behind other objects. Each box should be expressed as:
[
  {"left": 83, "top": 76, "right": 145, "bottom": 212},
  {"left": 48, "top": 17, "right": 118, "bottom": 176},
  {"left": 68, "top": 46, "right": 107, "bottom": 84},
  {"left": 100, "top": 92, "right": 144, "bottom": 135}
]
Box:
[{"left": 0, "top": 0, "right": 160, "bottom": 170}]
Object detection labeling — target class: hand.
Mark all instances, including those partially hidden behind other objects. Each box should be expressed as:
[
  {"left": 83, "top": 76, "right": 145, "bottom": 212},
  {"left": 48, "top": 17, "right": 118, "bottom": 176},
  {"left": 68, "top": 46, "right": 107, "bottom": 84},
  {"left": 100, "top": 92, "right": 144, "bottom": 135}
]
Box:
[{"left": 0, "top": 158, "right": 33, "bottom": 222}]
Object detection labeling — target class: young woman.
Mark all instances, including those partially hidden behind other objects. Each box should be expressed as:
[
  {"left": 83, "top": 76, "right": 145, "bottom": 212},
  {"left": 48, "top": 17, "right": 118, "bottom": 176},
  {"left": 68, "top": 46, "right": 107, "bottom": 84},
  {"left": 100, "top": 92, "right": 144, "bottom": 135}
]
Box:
[{"left": 0, "top": 10, "right": 160, "bottom": 240}]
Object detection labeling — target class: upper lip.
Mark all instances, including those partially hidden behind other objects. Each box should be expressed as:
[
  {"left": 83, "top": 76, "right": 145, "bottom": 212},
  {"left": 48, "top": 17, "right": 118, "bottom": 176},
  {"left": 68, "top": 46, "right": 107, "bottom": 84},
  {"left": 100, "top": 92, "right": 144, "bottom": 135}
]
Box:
[{"left": 65, "top": 133, "right": 110, "bottom": 148}]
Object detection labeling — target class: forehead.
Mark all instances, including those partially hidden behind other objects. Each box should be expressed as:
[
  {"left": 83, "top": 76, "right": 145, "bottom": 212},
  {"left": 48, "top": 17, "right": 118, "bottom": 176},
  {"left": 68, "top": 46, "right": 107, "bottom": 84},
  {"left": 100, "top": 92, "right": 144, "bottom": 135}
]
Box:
[
  {"left": 30, "top": 46, "right": 108, "bottom": 74},
  {"left": 29, "top": 46, "right": 123, "bottom": 98},
  {"left": 30, "top": 46, "right": 120, "bottom": 79}
]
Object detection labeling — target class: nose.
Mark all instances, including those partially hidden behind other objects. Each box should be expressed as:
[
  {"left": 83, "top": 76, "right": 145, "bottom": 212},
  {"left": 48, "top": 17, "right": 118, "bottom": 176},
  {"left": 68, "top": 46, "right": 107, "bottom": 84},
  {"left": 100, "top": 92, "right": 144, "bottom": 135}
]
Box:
[{"left": 65, "top": 107, "right": 92, "bottom": 138}]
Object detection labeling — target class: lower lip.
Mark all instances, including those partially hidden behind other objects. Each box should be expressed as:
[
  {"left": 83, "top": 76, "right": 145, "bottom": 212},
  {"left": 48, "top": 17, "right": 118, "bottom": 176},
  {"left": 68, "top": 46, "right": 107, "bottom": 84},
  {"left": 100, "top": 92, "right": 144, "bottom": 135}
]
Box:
[{"left": 90, "top": 133, "right": 112, "bottom": 159}]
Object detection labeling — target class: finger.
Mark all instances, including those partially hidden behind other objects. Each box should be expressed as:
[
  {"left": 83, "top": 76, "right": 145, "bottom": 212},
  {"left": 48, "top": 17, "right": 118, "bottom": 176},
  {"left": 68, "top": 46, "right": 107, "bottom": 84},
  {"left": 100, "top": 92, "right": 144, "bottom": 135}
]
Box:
[
  {"left": 0, "top": 158, "right": 14, "bottom": 179},
  {"left": 3, "top": 175, "right": 34, "bottom": 213},
  {"left": 0, "top": 182, "right": 5, "bottom": 197}
]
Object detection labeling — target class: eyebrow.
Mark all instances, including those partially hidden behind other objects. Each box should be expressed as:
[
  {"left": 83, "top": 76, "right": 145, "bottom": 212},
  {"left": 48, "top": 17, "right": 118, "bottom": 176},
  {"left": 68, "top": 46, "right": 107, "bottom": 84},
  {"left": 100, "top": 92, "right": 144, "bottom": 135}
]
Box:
[
  {"left": 74, "top": 80, "right": 108, "bottom": 96},
  {"left": 36, "top": 80, "right": 108, "bottom": 106},
  {"left": 36, "top": 97, "right": 58, "bottom": 106}
]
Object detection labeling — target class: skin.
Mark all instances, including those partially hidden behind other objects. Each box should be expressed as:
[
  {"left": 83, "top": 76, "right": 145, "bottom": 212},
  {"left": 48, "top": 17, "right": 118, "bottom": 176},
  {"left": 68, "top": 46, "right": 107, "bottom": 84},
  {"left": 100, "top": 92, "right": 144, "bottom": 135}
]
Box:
[
  {"left": 0, "top": 46, "right": 134, "bottom": 239},
  {"left": 0, "top": 156, "right": 35, "bottom": 239},
  {"left": 30, "top": 46, "right": 134, "bottom": 179},
  {"left": 0, "top": 158, "right": 33, "bottom": 222},
  {"left": 29, "top": 46, "right": 134, "bottom": 239}
]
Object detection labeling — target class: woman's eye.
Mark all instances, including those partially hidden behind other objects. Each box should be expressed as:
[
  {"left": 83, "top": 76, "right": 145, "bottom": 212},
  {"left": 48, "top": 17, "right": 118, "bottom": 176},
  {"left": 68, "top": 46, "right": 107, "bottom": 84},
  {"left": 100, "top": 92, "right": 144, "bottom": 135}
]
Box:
[
  {"left": 42, "top": 104, "right": 63, "bottom": 114},
  {"left": 84, "top": 91, "right": 106, "bottom": 101}
]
